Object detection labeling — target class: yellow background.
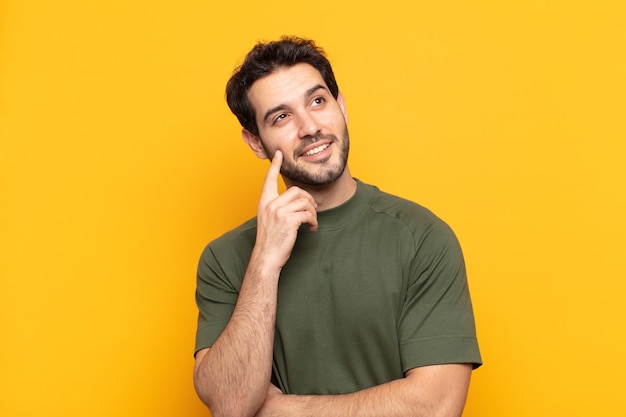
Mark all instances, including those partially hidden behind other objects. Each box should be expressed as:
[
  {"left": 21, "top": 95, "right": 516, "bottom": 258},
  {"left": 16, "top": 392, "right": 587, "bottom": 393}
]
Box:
[{"left": 1, "top": 0, "right": 624, "bottom": 416}]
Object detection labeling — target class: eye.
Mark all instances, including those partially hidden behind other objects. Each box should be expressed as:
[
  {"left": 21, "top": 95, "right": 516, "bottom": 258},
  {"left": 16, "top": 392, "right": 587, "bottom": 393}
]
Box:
[
  {"left": 311, "top": 96, "right": 326, "bottom": 107},
  {"left": 272, "top": 113, "right": 288, "bottom": 125}
]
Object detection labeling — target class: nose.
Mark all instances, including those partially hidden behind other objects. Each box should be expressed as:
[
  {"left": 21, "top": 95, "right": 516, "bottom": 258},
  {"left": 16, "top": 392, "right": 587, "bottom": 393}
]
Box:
[{"left": 297, "top": 111, "right": 321, "bottom": 138}]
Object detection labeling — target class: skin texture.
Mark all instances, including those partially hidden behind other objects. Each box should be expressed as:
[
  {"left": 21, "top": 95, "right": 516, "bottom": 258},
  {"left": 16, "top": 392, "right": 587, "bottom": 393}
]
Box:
[
  {"left": 242, "top": 64, "right": 357, "bottom": 209},
  {"left": 255, "top": 364, "right": 472, "bottom": 417},
  {"left": 194, "top": 151, "right": 317, "bottom": 417},
  {"left": 194, "top": 63, "right": 473, "bottom": 417}
]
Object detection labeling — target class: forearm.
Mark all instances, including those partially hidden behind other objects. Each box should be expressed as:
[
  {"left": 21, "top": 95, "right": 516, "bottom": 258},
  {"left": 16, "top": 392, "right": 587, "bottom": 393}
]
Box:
[
  {"left": 194, "top": 152, "right": 319, "bottom": 416},
  {"left": 194, "top": 253, "right": 280, "bottom": 417},
  {"left": 259, "top": 379, "right": 415, "bottom": 417},
  {"left": 256, "top": 364, "right": 472, "bottom": 417}
]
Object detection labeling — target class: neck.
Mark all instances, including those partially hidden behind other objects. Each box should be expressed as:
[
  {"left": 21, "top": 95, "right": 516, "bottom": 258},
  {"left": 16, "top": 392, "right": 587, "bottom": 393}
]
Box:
[{"left": 283, "top": 166, "right": 357, "bottom": 211}]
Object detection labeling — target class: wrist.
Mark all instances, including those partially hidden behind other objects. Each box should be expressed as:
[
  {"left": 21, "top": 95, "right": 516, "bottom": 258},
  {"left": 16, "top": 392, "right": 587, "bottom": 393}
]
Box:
[{"left": 248, "top": 246, "right": 285, "bottom": 278}]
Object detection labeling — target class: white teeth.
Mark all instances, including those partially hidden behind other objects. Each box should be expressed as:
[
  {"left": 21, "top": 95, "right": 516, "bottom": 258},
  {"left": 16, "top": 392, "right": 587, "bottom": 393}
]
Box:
[{"left": 303, "top": 144, "right": 329, "bottom": 156}]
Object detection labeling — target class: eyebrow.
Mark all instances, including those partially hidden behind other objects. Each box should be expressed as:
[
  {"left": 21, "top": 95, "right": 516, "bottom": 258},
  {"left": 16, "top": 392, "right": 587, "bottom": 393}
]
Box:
[{"left": 262, "top": 84, "right": 328, "bottom": 123}]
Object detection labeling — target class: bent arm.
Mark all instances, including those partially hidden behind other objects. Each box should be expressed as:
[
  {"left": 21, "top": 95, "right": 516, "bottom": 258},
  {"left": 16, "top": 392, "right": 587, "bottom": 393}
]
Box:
[
  {"left": 193, "top": 254, "right": 280, "bottom": 417},
  {"left": 256, "top": 363, "right": 473, "bottom": 417},
  {"left": 193, "top": 151, "right": 318, "bottom": 417}
]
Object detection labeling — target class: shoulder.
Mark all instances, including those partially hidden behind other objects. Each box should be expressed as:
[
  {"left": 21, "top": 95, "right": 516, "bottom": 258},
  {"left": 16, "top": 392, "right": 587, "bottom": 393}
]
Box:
[
  {"left": 199, "top": 217, "right": 257, "bottom": 264},
  {"left": 358, "top": 181, "right": 461, "bottom": 252},
  {"left": 362, "top": 181, "right": 450, "bottom": 230},
  {"left": 196, "top": 217, "right": 258, "bottom": 290}
]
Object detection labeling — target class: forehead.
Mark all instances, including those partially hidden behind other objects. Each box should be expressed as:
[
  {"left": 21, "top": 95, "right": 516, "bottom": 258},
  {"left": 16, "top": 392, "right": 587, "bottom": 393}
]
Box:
[{"left": 247, "top": 63, "right": 327, "bottom": 113}]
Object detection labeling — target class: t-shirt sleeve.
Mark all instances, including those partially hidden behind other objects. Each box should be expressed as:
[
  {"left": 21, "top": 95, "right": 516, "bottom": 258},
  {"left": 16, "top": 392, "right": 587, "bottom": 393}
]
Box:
[
  {"left": 194, "top": 243, "right": 240, "bottom": 356},
  {"left": 398, "top": 220, "right": 482, "bottom": 372}
]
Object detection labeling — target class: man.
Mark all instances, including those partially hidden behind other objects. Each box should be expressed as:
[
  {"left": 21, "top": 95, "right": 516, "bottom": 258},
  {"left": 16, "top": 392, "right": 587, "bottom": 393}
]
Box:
[{"left": 193, "top": 36, "right": 482, "bottom": 417}]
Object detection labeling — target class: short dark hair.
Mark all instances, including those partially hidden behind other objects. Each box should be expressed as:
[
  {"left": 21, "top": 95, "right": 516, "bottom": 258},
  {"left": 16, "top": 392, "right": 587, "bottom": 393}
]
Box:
[{"left": 225, "top": 36, "right": 340, "bottom": 137}]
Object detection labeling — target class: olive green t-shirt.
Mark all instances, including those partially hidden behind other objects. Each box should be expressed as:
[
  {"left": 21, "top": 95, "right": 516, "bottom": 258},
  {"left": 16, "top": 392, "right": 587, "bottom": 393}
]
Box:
[{"left": 195, "top": 180, "right": 481, "bottom": 395}]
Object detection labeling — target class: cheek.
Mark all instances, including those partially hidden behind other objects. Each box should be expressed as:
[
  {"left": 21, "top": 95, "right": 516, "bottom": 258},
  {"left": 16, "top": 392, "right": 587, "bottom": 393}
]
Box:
[
  {"left": 257, "top": 136, "right": 289, "bottom": 159},
  {"left": 264, "top": 129, "right": 299, "bottom": 149},
  {"left": 322, "top": 109, "right": 347, "bottom": 128}
]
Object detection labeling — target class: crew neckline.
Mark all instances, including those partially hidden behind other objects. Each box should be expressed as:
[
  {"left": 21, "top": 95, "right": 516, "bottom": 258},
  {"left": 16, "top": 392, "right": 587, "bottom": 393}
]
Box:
[{"left": 300, "top": 178, "right": 375, "bottom": 232}]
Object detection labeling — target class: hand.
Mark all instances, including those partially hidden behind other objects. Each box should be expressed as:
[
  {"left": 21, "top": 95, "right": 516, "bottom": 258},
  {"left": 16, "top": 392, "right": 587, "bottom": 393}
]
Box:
[{"left": 254, "top": 150, "right": 318, "bottom": 271}]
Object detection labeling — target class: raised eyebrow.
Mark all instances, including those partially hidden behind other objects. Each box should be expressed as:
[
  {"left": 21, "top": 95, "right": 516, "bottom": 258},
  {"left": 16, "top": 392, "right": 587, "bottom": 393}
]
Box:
[
  {"left": 263, "top": 104, "right": 289, "bottom": 124},
  {"left": 305, "top": 84, "right": 328, "bottom": 99},
  {"left": 262, "top": 84, "right": 329, "bottom": 123}
]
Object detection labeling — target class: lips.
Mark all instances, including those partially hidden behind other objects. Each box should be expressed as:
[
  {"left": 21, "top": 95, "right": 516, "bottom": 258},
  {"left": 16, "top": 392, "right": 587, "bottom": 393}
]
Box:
[
  {"left": 297, "top": 134, "right": 336, "bottom": 158},
  {"left": 302, "top": 143, "right": 330, "bottom": 157}
]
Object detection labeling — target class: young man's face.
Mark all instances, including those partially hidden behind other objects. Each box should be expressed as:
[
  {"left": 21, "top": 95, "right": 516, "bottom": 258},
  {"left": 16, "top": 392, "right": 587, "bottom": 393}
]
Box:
[{"left": 244, "top": 63, "right": 350, "bottom": 187}]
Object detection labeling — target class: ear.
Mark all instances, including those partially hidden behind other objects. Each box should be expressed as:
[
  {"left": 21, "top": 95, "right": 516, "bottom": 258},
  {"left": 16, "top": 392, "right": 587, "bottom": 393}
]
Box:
[
  {"left": 337, "top": 91, "right": 348, "bottom": 124},
  {"left": 241, "top": 129, "right": 268, "bottom": 159}
]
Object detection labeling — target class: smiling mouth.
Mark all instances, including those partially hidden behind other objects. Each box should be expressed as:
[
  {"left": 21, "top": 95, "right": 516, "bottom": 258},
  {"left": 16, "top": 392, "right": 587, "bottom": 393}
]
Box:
[{"left": 301, "top": 143, "right": 330, "bottom": 157}]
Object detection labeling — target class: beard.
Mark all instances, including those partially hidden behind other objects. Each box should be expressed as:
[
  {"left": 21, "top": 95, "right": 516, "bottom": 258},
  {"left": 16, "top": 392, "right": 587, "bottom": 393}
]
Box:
[{"left": 262, "top": 126, "right": 350, "bottom": 187}]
